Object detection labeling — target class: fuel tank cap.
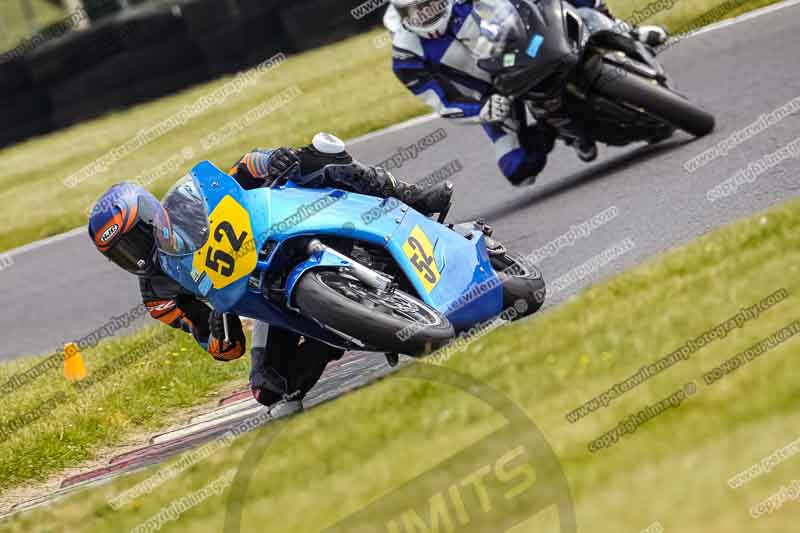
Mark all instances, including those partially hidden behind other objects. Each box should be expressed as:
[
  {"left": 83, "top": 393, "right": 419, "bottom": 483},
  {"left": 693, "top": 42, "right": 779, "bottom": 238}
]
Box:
[{"left": 312, "top": 132, "right": 346, "bottom": 154}]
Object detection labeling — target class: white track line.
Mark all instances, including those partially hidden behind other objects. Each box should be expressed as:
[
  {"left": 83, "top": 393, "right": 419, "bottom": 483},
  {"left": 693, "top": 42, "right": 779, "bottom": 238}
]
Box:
[
  {"left": 6, "top": 227, "right": 85, "bottom": 258},
  {"left": 150, "top": 404, "right": 266, "bottom": 445},
  {"left": 189, "top": 398, "right": 260, "bottom": 425},
  {"left": 5, "top": 0, "right": 799, "bottom": 259},
  {"left": 690, "top": 0, "right": 800, "bottom": 37},
  {"left": 348, "top": 113, "right": 439, "bottom": 146}
]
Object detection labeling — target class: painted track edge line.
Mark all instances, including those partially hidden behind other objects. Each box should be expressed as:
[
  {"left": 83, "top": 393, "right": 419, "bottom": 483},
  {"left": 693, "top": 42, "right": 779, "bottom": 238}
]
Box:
[
  {"left": 5, "top": 227, "right": 85, "bottom": 258},
  {"left": 690, "top": 0, "right": 800, "bottom": 37}
]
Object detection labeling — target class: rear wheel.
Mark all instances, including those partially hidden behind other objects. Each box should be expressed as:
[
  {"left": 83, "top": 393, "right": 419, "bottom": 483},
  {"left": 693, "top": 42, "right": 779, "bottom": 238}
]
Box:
[
  {"left": 593, "top": 62, "right": 715, "bottom": 137},
  {"left": 294, "top": 270, "right": 454, "bottom": 355}
]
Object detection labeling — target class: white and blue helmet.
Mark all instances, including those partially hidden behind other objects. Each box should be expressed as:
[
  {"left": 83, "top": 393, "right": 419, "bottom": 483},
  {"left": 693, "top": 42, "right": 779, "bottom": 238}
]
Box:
[{"left": 389, "top": 0, "right": 455, "bottom": 38}]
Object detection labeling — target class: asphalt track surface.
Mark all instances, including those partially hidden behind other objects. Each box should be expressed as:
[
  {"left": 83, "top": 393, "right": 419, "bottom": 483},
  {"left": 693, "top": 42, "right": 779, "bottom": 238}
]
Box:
[
  {"left": 1, "top": 0, "right": 799, "bottom": 517},
  {"left": 2, "top": 4, "right": 799, "bottom": 360}
]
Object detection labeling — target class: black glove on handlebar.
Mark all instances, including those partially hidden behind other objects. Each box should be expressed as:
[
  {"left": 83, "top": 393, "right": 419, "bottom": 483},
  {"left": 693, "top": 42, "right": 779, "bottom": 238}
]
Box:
[{"left": 267, "top": 148, "right": 301, "bottom": 179}]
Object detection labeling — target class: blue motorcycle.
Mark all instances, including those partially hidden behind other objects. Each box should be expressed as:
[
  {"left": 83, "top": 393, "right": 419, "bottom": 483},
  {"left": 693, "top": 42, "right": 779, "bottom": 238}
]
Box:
[{"left": 154, "top": 160, "right": 545, "bottom": 356}]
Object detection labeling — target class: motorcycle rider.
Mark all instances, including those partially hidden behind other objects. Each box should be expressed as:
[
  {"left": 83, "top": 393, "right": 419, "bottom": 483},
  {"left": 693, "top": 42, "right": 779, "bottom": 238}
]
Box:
[
  {"left": 87, "top": 133, "right": 453, "bottom": 417},
  {"left": 386, "top": 0, "right": 668, "bottom": 186}
]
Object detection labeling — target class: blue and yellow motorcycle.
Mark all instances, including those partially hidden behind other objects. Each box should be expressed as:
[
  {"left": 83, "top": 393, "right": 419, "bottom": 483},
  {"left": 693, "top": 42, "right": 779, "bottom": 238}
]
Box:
[{"left": 154, "top": 160, "right": 545, "bottom": 356}]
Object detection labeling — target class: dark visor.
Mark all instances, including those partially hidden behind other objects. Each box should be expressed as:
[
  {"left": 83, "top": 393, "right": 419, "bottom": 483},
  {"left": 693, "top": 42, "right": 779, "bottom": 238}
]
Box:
[{"left": 106, "top": 221, "right": 156, "bottom": 275}]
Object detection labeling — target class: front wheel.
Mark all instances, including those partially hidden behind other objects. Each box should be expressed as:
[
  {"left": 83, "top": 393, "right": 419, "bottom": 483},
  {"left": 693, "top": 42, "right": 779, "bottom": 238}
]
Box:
[
  {"left": 593, "top": 61, "right": 715, "bottom": 137},
  {"left": 293, "top": 270, "right": 454, "bottom": 355},
  {"left": 490, "top": 253, "right": 546, "bottom": 317}
]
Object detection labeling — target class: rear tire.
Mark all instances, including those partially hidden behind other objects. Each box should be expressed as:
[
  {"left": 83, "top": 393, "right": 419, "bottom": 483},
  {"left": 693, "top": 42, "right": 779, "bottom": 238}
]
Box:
[
  {"left": 294, "top": 270, "right": 454, "bottom": 356},
  {"left": 594, "top": 62, "right": 715, "bottom": 137}
]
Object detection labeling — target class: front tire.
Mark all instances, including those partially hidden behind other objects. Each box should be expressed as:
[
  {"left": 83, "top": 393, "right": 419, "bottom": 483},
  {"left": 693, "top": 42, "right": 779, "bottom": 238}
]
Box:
[
  {"left": 294, "top": 270, "right": 454, "bottom": 355},
  {"left": 593, "top": 62, "right": 715, "bottom": 137},
  {"left": 490, "top": 253, "right": 546, "bottom": 317}
]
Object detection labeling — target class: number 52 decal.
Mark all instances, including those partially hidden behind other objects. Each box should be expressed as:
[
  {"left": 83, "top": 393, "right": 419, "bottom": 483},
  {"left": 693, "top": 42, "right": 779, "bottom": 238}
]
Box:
[
  {"left": 192, "top": 196, "right": 257, "bottom": 290},
  {"left": 403, "top": 225, "right": 441, "bottom": 293}
]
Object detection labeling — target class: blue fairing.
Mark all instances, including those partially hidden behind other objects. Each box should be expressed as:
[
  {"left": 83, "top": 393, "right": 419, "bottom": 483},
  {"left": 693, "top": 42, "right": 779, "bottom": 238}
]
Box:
[{"left": 158, "top": 161, "right": 504, "bottom": 346}]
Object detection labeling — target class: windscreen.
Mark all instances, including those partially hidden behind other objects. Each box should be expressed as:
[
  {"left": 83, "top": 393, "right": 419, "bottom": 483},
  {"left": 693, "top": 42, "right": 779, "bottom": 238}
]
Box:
[
  {"left": 574, "top": 7, "right": 617, "bottom": 34},
  {"left": 468, "top": 0, "right": 527, "bottom": 59},
  {"left": 156, "top": 175, "right": 210, "bottom": 255}
]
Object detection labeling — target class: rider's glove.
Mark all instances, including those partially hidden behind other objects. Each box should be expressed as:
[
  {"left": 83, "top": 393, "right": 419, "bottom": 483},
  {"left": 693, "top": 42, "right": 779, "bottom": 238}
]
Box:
[
  {"left": 267, "top": 148, "right": 301, "bottom": 178},
  {"left": 479, "top": 94, "right": 512, "bottom": 124},
  {"left": 208, "top": 311, "right": 245, "bottom": 362}
]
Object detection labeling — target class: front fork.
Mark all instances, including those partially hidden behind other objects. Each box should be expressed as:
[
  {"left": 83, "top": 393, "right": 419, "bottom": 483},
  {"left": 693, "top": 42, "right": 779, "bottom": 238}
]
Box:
[{"left": 306, "top": 239, "right": 394, "bottom": 293}]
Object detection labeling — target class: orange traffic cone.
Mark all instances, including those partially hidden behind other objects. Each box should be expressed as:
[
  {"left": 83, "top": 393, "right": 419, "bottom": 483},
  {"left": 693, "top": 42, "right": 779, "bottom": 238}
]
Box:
[{"left": 64, "top": 343, "right": 87, "bottom": 381}]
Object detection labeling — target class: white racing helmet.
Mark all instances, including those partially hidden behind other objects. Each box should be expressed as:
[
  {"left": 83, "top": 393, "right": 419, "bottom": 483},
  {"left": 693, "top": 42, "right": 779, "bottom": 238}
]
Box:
[{"left": 390, "top": 0, "right": 454, "bottom": 38}]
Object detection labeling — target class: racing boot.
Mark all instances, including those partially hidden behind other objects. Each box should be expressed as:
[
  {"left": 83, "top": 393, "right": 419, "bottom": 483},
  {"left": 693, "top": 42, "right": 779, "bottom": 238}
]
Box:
[
  {"left": 249, "top": 322, "right": 307, "bottom": 419},
  {"left": 267, "top": 395, "right": 304, "bottom": 419},
  {"left": 250, "top": 358, "right": 308, "bottom": 419},
  {"left": 632, "top": 25, "right": 669, "bottom": 47},
  {"left": 565, "top": 136, "right": 598, "bottom": 162},
  {"left": 575, "top": 138, "right": 598, "bottom": 162},
  {"left": 394, "top": 180, "right": 453, "bottom": 218}
]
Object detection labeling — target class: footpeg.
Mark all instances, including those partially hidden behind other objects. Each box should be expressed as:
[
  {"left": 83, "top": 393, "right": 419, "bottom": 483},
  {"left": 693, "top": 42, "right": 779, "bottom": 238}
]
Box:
[
  {"left": 484, "top": 236, "right": 506, "bottom": 257},
  {"left": 574, "top": 138, "right": 598, "bottom": 162},
  {"left": 474, "top": 218, "right": 494, "bottom": 237}
]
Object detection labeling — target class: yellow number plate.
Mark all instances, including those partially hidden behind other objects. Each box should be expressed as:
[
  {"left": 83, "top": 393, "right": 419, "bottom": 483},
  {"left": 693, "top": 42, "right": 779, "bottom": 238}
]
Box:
[
  {"left": 192, "top": 196, "right": 258, "bottom": 290},
  {"left": 402, "top": 225, "right": 441, "bottom": 293}
]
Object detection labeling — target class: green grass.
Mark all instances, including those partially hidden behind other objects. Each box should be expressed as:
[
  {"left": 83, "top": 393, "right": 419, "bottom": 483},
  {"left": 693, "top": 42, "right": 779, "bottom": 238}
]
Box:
[
  {"left": 0, "top": 0, "right": 786, "bottom": 253},
  {"left": 613, "top": 0, "right": 786, "bottom": 33},
  {"left": 0, "top": 324, "right": 248, "bottom": 492},
  {"left": 0, "top": 0, "right": 66, "bottom": 54},
  {"left": 0, "top": 0, "right": 789, "bottom": 524},
  {"left": 1, "top": 194, "right": 797, "bottom": 532}
]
